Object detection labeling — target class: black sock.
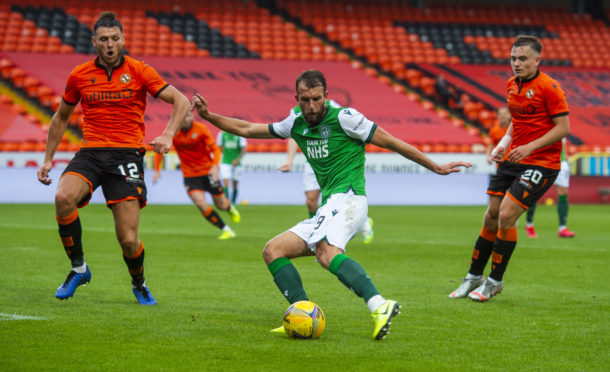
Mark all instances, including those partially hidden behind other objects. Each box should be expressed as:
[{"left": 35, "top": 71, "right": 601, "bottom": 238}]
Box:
[
  {"left": 203, "top": 207, "right": 226, "bottom": 229},
  {"left": 468, "top": 227, "right": 496, "bottom": 276},
  {"left": 489, "top": 228, "right": 517, "bottom": 282},
  {"left": 123, "top": 242, "right": 145, "bottom": 286},
  {"left": 57, "top": 211, "right": 84, "bottom": 268}
]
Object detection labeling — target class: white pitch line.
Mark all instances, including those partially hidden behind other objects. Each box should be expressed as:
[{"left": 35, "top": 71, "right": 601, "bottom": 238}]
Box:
[{"left": 0, "top": 313, "right": 48, "bottom": 321}]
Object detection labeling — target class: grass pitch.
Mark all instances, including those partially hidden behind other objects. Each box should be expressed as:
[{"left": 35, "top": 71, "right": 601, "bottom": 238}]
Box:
[{"left": 0, "top": 203, "right": 608, "bottom": 371}]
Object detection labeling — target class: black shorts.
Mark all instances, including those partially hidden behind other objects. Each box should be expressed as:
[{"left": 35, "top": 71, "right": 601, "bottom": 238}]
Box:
[
  {"left": 184, "top": 175, "right": 224, "bottom": 196},
  {"left": 487, "top": 161, "right": 559, "bottom": 209},
  {"left": 62, "top": 148, "right": 147, "bottom": 208}
]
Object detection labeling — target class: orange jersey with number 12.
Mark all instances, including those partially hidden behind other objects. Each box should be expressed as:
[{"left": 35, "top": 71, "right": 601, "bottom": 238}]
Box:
[{"left": 63, "top": 55, "right": 169, "bottom": 148}]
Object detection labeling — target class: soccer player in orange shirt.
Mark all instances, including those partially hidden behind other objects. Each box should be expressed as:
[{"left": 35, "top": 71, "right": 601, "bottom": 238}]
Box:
[
  {"left": 153, "top": 109, "right": 240, "bottom": 240},
  {"left": 36, "top": 12, "right": 190, "bottom": 305},
  {"left": 449, "top": 35, "right": 570, "bottom": 301},
  {"left": 485, "top": 107, "right": 511, "bottom": 164}
]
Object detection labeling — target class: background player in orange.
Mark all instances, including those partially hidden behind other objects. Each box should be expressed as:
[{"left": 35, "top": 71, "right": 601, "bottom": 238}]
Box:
[
  {"left": 449, "top": 35, "right": 570, "bottom": 302},
  {"left": 153, "top": 108, "right": 240, "bottom": 240},
  {"left": 486, "top": 107, "right": 511, "bottom": 164},
  {"left": 36, "top": 11, "right": 190, "bottom": 305}
]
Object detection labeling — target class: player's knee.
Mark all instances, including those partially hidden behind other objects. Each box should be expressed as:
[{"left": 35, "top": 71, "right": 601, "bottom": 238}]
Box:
[
  {"left": 54, "top": 189, "right": 76, "bottom": 209},
  {"left": 497, "top": 209, "right": 518, "bottom": 227},
  {"left": 118, "top": 235, "right": 139, "bottom": 252},
  {"left": 262, "top": 240, "right": 279, "bottom": 263}
]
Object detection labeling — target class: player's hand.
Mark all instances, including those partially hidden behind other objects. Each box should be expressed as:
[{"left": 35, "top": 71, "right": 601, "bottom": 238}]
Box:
[
  {"left": 486, "top": 153, "right": 493, "bottom": 165},
  {"left": 192, "top": 93, "right": 209, "bottom": 119},
  {"left": 37, "top": 161, "right": 53, "bottom": 185},
  {"left": 150, "top": 135, "right": 172, "bottom": 154},
  {"left": 435, "top": 161, "right": 472, "bottom": 175},
  {"left": 506, "top": 144, "right": 533, "bottom": 163},
  {"left": 278, "top": 162, "right": 292, "bottom": 172},
  {"left": 152, "top": 170, "right": 162, "bottom": 184},
  {"left": 491, "top": 145, "right": 506, "bottom": 163}
]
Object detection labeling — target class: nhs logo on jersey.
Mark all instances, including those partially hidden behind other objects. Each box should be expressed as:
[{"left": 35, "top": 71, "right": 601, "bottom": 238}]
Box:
[{"left": 306, "top": 139, "right": 328, "bottom": 159}]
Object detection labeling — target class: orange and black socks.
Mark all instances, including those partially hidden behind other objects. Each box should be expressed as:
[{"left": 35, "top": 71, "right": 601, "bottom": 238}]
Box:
[
  {"left": 203, "top": 207, "right": 225, "bottom": 229},
  {"left": 468, "top": 227, "right": 496, "bottom": 276},
  {"left": 56, "top": 210, "right": 84, "bottom": 268},
  {"left": 489, "top": 228, "right": 517, "bottom": 282},
  {"left": 123, "top": 241, "right": 145, "bottom": 287}
]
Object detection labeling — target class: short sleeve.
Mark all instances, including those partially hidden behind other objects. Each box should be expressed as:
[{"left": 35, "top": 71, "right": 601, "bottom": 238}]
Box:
[
  {"left": 337, "top": 108, "right": 377, "bottom": 143},
  {"left": 216, "top": 132, "right": 224, "bottom": 146},
  {"left": 141, "top": 63, "right": 169, "bottom": 98},
  {"left": 268, "top": 114, "right": 297, "bottom": 139},
  {"left": 62, "top": 69, "right": 81, "bottom": 105},
  {"left": 239, "top": 137, "right": 247, "bottom": 147},
  {"left": 545, "top": 80, "right": 569, "bottom": 118}
]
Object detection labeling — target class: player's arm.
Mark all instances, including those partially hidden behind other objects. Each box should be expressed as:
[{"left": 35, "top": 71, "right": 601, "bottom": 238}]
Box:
[
  {"left": 507, "top": 115, "right": 569, "bottom": 163},
  {"left": 150, "top": 86, "right": 190, "bottom": 154},
  {"left": 278, "top": 138, "right": 298, "bottom": 172},
  {"left": 491, "top": 124, "right": 513, "bottom": 163},
  {"left": 192, "top": 93, "right": 274, "bottom": 139},
  {"left": 371, "top": 127, "right": 471, "bottom": 175},
  {"left": 37, "top": 99, "right": 76, "bottom": 185}
]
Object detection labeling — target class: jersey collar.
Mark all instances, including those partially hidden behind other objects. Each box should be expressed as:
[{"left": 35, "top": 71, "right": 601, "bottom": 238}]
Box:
[
  {"left": 516, "top": 68, "right": 540, "bottom": 84},
  {"left": 94, "top": 54, "right": 126, "bottom": 81}
]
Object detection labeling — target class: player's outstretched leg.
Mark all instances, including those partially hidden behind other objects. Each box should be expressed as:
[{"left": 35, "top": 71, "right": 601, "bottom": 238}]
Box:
[{"left": 55, "top": 265, "right": 91, "bottom": 299}]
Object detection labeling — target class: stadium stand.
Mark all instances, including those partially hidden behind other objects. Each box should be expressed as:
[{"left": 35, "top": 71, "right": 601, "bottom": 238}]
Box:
[{"left": 0, "top": 0, "right": 608, "bottom": 156}]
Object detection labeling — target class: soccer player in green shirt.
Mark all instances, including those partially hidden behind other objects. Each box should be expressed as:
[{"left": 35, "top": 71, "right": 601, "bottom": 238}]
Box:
[
  {"left": 192, "top": 70, "right": 471, "bottom": 340},
  {"left": 216, "top": 131, "right": 247, "bottom": 204}
]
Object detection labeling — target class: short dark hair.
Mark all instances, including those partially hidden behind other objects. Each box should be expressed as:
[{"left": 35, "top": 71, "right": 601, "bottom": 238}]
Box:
[
  {"left": 296, "top": 70, "right": 326, "bottom": 93},
  {"left": 93, "top": 11, "right": 123, "bottom": 33},
  {"left": 513, "top": 35, "right": 542, "bottom": 54}
]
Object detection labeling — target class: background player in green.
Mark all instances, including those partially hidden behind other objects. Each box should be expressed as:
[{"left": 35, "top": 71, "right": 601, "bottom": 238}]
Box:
[
  {"left": 216, "top": 131, "right": 247, "bottom": 204},
  {"left": 192, "top": 70, "right": 471, "bottom": 340},
  {"left": 524, "top": 138, "right": 575, "bottom": 238}
]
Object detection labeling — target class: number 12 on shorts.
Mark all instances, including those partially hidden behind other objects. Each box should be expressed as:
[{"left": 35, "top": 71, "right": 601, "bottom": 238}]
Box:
[{"left": 118, "top": 163, "right": 139, "bottom": 178}]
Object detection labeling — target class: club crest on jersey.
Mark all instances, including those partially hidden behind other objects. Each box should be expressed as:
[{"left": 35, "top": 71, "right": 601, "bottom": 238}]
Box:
[
  {"left": 120, "top": 74, "right": 131, "bottom": 84},
  {"left": 526, "top": 89, "right": 534, "bottom": 99},
  {"left": 320, "top": 125, "right": 330, "bottom": 139}
]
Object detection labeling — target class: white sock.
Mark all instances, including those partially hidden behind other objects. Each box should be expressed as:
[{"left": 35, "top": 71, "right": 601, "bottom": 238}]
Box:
[
  {"left": 525, "top": 222, "right": 534, "bottom": 228},
  {"left": 72, "top": 263, "right": 87, "bottom": 274},
  {"left": 559, "top": 225, "right": 567, "bottom": 231},
  {"left": 223, "top": 225, "right": 233, "bottom": 232},
  {"left": 367, "top": 295, "right": 386, "bottom": 313},
  {"left": 488, "top": 277, "right": 502, "bottom": 285},
  {"left": 466, "top": 273, "right": 482, "bottom": 280}
]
